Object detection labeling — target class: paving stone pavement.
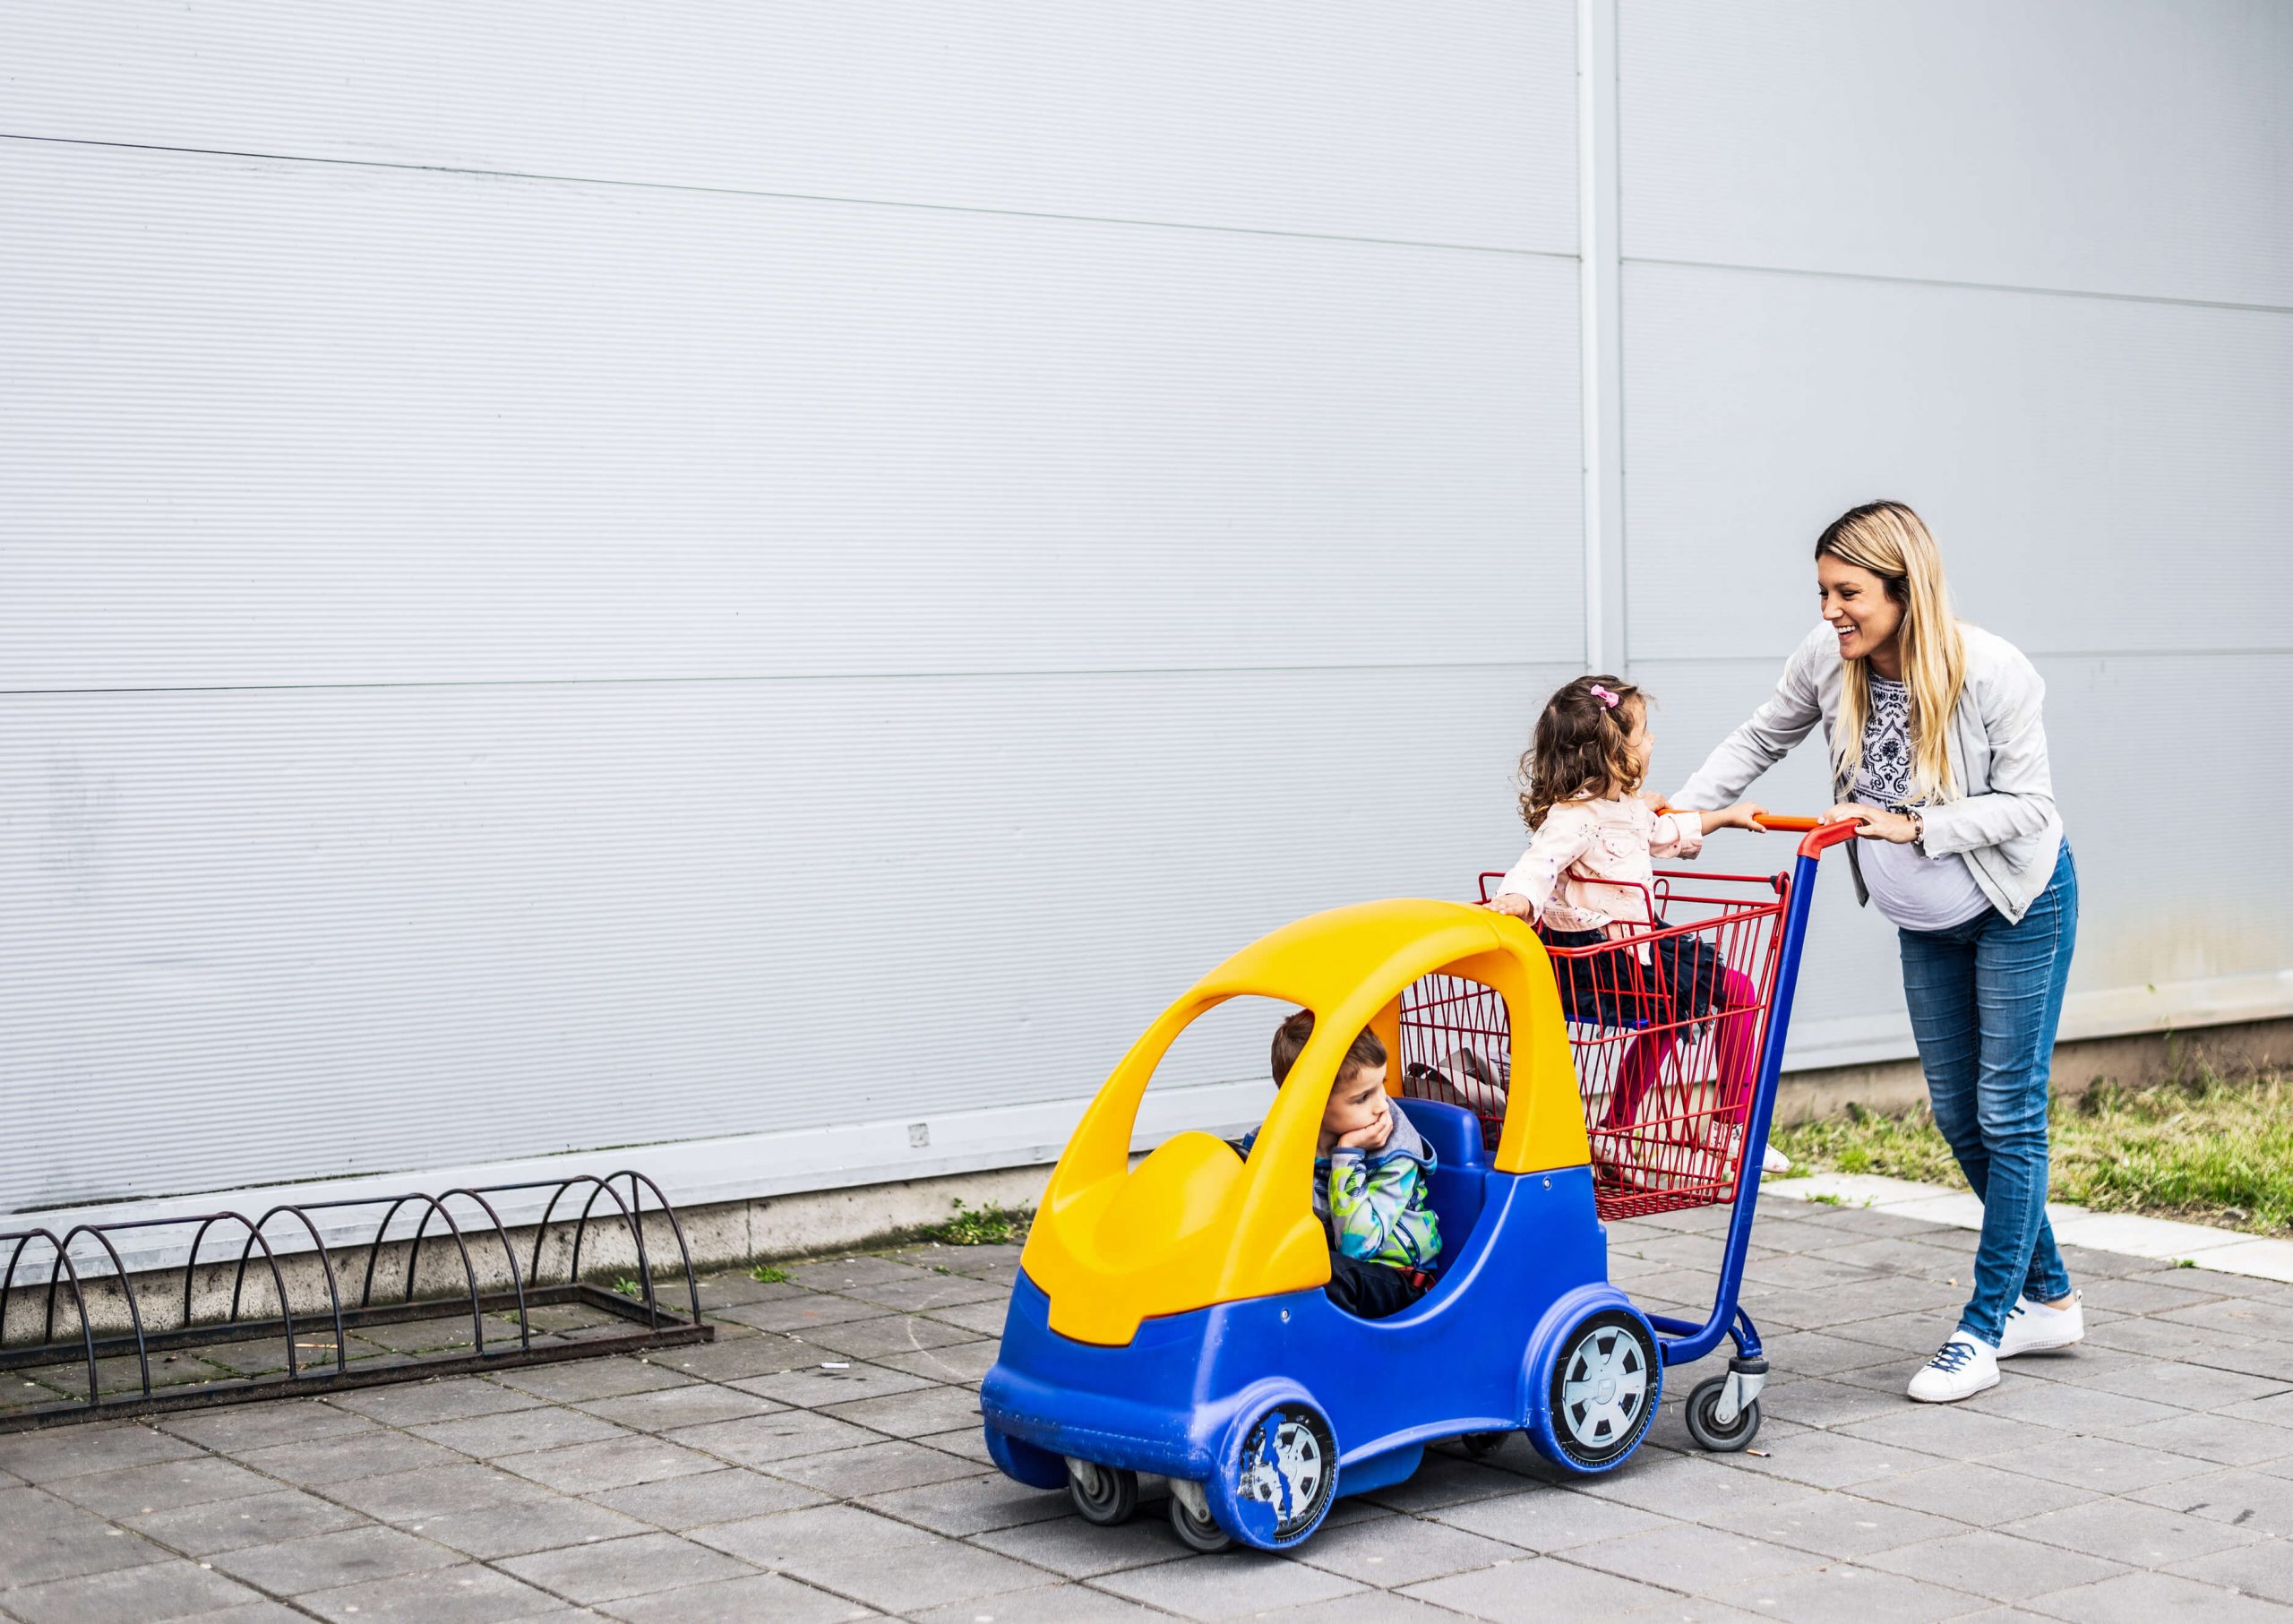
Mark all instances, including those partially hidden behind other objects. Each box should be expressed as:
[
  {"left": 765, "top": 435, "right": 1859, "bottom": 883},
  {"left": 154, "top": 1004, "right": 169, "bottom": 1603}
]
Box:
[{"left": 3, "top": 1201, "right": 2290, "bottom": 1621}]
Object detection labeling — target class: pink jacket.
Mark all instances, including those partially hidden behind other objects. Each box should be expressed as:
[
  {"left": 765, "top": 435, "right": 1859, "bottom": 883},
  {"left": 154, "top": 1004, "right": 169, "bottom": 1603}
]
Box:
[{"left": 1492, "top": 796, "right": 1704, "bottom": 935}]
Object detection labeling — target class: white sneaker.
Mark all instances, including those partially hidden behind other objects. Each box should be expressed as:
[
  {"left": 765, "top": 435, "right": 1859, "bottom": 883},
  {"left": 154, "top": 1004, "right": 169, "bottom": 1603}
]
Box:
[
  {"left": 1761, "top": 1144, "right": 1791, "bottom": 1174},
  {"left": 1997, "top": 1291, "right": 2083, "bottom": 1357},
  {"left": 1907, "top": 1333, "right": 1999, "bottom": 1403}
]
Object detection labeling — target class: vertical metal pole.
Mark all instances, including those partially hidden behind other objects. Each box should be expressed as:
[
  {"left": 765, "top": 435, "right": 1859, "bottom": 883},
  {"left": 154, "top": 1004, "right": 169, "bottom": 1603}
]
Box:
[{"left": 1577, "top": 0, "right": 1625, "bottom": 673}]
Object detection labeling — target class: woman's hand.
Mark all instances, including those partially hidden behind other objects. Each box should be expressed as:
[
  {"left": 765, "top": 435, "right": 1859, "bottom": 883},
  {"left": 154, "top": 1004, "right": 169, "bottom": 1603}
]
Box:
[
  {"left": 1483, "top": 891, "right": 1537, "bottom": 918},
  {"left": 1823, "top": 802, "right": 1919, "bottom": 844}
]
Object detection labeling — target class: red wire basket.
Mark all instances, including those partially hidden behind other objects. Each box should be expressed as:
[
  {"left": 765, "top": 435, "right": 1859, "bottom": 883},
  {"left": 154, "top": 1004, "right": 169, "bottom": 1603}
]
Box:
[{"left": 1398, "top": 870, "right": 1789, "bottom": 1220}]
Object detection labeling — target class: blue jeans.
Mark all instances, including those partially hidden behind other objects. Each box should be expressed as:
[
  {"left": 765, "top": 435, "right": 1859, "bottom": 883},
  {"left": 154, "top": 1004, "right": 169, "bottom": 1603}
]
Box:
[{"left": 1897, "top": 843, "right": 2078, "bottom": 1346}]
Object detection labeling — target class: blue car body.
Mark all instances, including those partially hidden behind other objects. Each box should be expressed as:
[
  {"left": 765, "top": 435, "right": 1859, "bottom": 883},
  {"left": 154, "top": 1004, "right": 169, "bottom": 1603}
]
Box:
[{"left": 982, "top": 1097, "right": 1655, "bottom": 1518}]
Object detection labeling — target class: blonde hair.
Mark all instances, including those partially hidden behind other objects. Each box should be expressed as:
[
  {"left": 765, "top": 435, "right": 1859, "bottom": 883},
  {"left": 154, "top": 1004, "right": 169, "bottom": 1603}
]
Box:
[{"left": 1816, "top": 502, "right": 1965, "bottom": 804}]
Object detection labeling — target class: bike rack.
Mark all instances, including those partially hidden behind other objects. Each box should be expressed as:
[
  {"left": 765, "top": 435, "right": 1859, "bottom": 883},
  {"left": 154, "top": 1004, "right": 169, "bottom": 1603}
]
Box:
[{"left": 0, "top": 1169, "right": 714, "bottom": 1431}]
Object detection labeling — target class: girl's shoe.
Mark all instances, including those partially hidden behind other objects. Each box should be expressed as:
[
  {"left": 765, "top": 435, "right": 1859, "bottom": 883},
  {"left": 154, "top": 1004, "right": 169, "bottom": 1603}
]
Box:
[
  {"left": 1593, "top": 1133, "right": 1703, "bottom": 1192},
  {"left": 1997, "top": 1291, "right": 2083, "bottom": 1357},
  {"left": 1686, "top": 1121, "right": 1791, "bottom": 1178},
  {"left": 1670, "top": 1120, "right": 1789, "bottom": 1175},
  {"left": 1907, "top": 1333, "right": 1999, "bottom": 1403}
]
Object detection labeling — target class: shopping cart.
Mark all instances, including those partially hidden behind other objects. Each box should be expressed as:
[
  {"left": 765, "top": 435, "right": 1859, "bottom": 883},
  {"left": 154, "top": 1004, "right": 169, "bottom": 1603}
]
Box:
[{"left": 1398, "top": 814, "right": 1859, "bottom": 1449}]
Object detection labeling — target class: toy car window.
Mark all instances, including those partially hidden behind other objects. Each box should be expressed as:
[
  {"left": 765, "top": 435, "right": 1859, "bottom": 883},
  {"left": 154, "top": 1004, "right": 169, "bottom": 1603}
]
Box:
[{"left": 1397, "top": 973, "right": 1512, "bottom": 1155}]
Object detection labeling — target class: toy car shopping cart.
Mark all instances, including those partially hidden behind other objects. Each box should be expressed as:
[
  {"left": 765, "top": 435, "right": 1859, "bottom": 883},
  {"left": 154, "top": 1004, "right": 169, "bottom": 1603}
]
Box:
[
  {"left": 979, "top": 817, "right": 1859, "bottom": 1554},
  {"left": 1400, "top": 813, "right": 1859, "bottom": 1450}
]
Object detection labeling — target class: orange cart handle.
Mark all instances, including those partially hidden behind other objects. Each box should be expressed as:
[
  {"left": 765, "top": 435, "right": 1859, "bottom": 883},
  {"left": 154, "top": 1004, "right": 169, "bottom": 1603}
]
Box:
[{"left": 1659, "top": 805, "right": 1863, "bottom": 857}]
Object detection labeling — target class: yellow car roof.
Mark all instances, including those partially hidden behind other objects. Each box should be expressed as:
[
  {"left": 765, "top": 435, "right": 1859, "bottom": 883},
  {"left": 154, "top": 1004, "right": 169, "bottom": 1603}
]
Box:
[
  {"left": 1023, "top": 898, "right": 1588, "bottom": 1345},
  {"left": 1191, "top": 897, "right": 1500, "bottom": 1006}
]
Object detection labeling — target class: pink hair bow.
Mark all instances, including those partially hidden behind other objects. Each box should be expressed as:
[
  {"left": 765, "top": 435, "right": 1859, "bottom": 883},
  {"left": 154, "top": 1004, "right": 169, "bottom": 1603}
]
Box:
[{"left": 1588, "top": 683, "right": 1619, "bottom": 709}]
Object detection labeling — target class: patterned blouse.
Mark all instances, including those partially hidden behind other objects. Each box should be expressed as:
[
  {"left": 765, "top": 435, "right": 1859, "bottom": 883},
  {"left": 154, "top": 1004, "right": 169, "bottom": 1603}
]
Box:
[
  {"left": 1854, "top": 676, "right": 1990, "bottom": 930},
  {"left": 1855, "top": 676, "right": 1920, "bottom": 810}
]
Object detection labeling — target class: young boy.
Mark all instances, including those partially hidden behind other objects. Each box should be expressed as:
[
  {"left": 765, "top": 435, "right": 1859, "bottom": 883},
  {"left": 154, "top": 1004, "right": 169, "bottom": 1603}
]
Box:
[{"left": 1241, "top": 1010, "right": 1440, "bottom": 1319}]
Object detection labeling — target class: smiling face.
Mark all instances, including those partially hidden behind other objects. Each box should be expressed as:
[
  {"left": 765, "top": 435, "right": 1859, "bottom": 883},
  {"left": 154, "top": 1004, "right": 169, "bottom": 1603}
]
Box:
[
  {"left": 1817, "top": 554, "right": 1906, "bottom": 671},
  {"left": 1319, "top": 1061, "right": 1391, "bottom": 1148}
]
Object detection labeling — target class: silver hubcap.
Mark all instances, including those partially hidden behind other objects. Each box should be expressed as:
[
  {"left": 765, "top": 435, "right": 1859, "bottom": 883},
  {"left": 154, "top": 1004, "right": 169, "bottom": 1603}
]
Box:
[
  {"left": 1238, "top": 1413, "right": 1326, "bottom": 1532},
  {"left": 1561, "top": 1326, "right": 1648, "bottom": 1449}
]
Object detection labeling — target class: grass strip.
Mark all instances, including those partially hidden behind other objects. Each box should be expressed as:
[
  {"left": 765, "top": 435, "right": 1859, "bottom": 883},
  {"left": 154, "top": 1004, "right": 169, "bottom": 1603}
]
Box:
[{"left": 1772, "top": 1070, "right": 2293, "bottom": 1238}]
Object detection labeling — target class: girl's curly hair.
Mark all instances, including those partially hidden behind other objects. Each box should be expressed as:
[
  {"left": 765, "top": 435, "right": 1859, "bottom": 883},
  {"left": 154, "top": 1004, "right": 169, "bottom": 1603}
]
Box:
[{"left": 1517, "top": 675, "right": 1648, "bottom": 829}]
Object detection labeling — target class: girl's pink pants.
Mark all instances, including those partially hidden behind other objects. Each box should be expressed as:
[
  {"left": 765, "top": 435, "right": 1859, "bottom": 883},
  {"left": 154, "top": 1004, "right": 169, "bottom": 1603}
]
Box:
[{"left": 1597, "top": 967, "right": 1762, "bottom": 1134}]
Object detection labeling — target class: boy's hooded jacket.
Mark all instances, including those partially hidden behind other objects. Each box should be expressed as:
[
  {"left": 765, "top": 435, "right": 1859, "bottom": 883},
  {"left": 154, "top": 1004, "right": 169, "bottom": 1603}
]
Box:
[{"left": 1237, "top": 1106, "right": 1440, "bottom": 1271}]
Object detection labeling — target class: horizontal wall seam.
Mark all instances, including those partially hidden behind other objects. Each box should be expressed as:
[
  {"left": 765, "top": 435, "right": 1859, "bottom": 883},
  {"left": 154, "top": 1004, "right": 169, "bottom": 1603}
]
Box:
[
  {"left": 12, "top": 645, "right": 2284, "bottom": 697},
  {"left": 1633, "top": 647, "right": 2293, "bottom": 668},
  {"left": 0, "top": 657, "right": 1570, "bottom": 698},
  {"left": 1626, "top": 253, "right": 2293, "bottom": 318},
  {"left": 0, "top": 131, "right": 1573, "bottom": 262}
]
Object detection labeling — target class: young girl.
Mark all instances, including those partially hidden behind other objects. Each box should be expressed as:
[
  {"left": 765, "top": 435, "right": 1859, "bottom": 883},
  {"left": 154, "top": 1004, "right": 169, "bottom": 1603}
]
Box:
[{"left": 1483, "top": 676, "right": 1776, "bottom": 1183}]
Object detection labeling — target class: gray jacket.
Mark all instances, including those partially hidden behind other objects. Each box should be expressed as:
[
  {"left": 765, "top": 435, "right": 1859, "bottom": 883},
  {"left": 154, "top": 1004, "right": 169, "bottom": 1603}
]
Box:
[{"left": 1672, "top": 621, "right": 2065, "bottom": 924}]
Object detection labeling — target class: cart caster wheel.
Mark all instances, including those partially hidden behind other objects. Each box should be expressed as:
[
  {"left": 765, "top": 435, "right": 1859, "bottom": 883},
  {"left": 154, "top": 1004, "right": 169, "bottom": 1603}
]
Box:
[
  {"left": 1541, "top": 1308, "right": 1661, "bottom": 1472},
  {"left": 1684, "top": 1375, "right": 1761, "bottom": 1452},
  {"left": 1169, "top": 1482, "right": 1232, "bottom": 1553},
  {"left": 1462, "top": 1431, "right": 1509, "bottom": 1458},
  {"left": 1066, "top": 1458, "right": 1138, "bottom": 1525}
]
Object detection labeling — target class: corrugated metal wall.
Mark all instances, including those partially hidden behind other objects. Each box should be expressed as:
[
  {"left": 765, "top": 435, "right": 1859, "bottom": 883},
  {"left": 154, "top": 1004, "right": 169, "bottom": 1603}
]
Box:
[{"left": 3, "top": 2, "right": 2288, "bottom": 1216}]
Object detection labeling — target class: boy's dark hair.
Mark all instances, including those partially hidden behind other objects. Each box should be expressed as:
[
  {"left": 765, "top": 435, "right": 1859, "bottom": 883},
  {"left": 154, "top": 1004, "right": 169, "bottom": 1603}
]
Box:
[
  {"left": 1270, "top": 1009, "right": 1387, "bottom": 1087},
  {"left": 1517, "top": 673, "right": 1649, "bottom": 830}
]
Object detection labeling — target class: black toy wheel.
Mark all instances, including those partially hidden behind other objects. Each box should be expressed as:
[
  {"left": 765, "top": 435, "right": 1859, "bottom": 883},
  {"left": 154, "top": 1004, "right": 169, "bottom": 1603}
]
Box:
[
  {"left": 1066, "top": 1458, "right": 1138, "bottom": 1525},
  {"left": 1683, "top": 1375, "right": 1761, "bottom": 1452},
  {"left": 1170, "top": 1487, "right": 1232, "bottom": 1553},
  {"left": 1462, "top": 1431, "right": 1509, "bottom": 1458},
  {"left": 1548, "top": 1310, "right": 1660, "bottom": 1469}
]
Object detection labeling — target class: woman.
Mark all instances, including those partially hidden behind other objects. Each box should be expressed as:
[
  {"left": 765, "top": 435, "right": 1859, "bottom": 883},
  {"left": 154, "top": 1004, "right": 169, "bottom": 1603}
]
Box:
[{"left": 1673, "top": 500, "right": 2079, "bottom": 1404}]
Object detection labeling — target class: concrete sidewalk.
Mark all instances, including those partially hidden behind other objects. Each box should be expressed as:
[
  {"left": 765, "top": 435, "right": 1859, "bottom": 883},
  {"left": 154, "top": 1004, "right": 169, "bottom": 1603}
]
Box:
[
  {"left": 3, "top": 1199, "right": 2290, "bottom": 1622},
  {"left": 1766, "top": 1173, "right": 2293, "bottom": 1285}
]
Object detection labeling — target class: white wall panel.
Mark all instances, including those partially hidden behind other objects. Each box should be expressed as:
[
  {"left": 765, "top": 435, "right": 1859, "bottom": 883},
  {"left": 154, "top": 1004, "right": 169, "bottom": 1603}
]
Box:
[
  {"left": 0, "top": 142, "right": 1583, "bottom": 690},
  {"left": 0, "top": 663, "right": 1566, "bottom": 1212},
  {"left": 1621, "top": 262, "right": 2293, "bottom": 663},
  {"left": 0, "top": 0, "right": 1577, "bottom": 253},
  {"left": 1619, "top": 0, "right": 2293, "bottom": 306},
  {"left": 2035, "top": 654, "right": 2293, "bottom": 1000},
  {"left": 1640, "top": 651, "right": 2293, "bottom": 1068}
]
